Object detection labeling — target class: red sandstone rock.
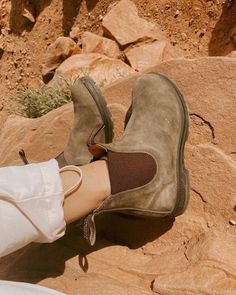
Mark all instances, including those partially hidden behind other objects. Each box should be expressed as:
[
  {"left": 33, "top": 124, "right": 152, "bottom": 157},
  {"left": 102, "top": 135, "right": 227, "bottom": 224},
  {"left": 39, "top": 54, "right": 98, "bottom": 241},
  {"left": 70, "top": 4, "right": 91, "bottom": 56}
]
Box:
[
  {"left": 0, "top": 105, "right": 73, "bottom": 166},
  {"left": 102, "top": 0, "right": 164, "bottom": 46},
  {"left": 108, "top": 103, "right": 127, "bottom": 139},
  {"left": 81, "top": 31, "right": 121, "bottom": 58},
  {"left": 51, "top": 53, "right": 135, "bottom": 88},
  {"left": 69, "top": 27, "right": 81, "bottom": 41},
  {"left": 126, "top": 41, "right": 175, "bottom": 71},
  {"left": 42, "top": 37, "right": 78, "bottom": 83},
  {"left": 153, "top": 231, "right": 236, "bottom": 294}
]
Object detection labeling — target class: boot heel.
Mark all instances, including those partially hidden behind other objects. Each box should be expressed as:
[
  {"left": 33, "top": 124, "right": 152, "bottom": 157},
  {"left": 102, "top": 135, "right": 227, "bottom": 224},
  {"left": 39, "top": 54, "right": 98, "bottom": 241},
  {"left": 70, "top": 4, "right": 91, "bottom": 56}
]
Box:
[{"left": 172, "top": 168, "right": 190, "bottom": 217}]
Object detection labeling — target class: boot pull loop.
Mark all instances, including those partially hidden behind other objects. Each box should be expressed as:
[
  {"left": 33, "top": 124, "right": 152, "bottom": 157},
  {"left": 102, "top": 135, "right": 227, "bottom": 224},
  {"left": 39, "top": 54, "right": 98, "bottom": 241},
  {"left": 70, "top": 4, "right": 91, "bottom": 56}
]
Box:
[
  {"left": 87, "top": 123, "right": 105, "bottom": 146},
  {"left": 19, "top": 149, "right": 29, "bottom": 165},
  {"left": 59, "top": 165, "right": 83, "bottom": 197},
  {"left": 87, "top": 124, "right": 108, "bottom": 159}
]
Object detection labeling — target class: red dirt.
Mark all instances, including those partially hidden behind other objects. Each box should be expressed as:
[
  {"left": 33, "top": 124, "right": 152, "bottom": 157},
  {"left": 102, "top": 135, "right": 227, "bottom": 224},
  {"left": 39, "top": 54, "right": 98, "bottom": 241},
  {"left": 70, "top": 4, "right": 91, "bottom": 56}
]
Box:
[{"left": 0, "top": 0, "right": 235, "bottom": 131}]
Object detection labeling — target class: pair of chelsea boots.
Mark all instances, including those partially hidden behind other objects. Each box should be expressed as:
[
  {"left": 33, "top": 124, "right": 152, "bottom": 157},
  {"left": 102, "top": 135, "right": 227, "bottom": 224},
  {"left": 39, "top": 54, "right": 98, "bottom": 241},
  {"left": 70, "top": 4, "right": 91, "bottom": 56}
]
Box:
[
  {"left": 20, "top": 73, "right": 190, "bottom": 246},
  {"left": 84, "top": 73, "right": 189, "bottom": 245}
]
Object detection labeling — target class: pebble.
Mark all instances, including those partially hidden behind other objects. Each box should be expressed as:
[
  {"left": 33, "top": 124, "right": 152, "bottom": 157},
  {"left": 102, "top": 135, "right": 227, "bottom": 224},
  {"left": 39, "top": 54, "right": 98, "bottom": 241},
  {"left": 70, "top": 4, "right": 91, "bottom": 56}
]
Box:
[
  {"left": 229, "top": 220, "right": 236, "bottom": 226},
  {"left": 189, "top": 19, "right": 194, "bottom": 26},
  {"left": 175, "top": 10, "right": 180, "bottom": 17},
  {"left": 181, "top": 32, "right": 187, "bottom": 41},
  {"left": 22, "top": 8, "right": 35, "bottom": 23},
  {"left": 208, "top": 10, "right": 215, "bottom": 18},
  {"left": 0, "top": 102, "right": 4, "bottom": 111},
  {"left": 1, "top": 28, "right": 8, "bottom": 36}
]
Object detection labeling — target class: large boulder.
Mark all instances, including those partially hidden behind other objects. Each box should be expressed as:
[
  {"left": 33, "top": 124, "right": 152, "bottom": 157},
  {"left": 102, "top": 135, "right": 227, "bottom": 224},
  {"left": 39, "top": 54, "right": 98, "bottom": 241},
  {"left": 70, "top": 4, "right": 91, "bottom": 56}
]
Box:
[
  {"left": 0, "top": 57, "right": 236, "bottom": 295},
  {"left": 102, "top": 0, "right": 164, "bottom": 46},
  {"left": 51, "top": 53, "right": 135, "bottom": 88},
  {"left": 81, "top": 31, "right": 121, "bottom": 58},
  {"left": 125, "top": 40, "right": 178, "bottom": 71},
  {"left": 42, "top": 37, "right": 79, "bottom": 83}
]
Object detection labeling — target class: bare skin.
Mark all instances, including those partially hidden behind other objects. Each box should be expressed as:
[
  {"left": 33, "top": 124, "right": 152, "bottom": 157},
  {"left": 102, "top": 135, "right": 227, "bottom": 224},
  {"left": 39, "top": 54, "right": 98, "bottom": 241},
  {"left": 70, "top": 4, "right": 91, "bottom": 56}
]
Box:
[{"left": 60, "top": 160, "right": 111, "bottom": 224}]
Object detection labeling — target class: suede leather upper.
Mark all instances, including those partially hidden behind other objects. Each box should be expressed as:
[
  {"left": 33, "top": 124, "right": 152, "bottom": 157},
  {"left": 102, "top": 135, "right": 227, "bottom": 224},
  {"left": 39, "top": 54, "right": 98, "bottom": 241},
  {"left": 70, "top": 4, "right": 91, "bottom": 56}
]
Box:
[
  {"left": 93, "top": 73, "right": 189, "bottom": 216},
  {"left": 56, "top": 77, "right": 113, "bottom": 167}
]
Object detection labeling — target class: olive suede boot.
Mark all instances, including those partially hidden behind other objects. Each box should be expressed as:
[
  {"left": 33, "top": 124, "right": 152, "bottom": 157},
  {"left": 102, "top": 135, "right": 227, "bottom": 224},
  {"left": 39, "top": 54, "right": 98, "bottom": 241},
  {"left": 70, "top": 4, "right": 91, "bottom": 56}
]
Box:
[
  {"left": 19, "top": 76, "right": 113, "bottom": 167},
  {"left": 55, "top": 76, "right": 113, "bottom": 167},
  {"left": 84, "top": 72, "right": 189, "bottom": 245}
]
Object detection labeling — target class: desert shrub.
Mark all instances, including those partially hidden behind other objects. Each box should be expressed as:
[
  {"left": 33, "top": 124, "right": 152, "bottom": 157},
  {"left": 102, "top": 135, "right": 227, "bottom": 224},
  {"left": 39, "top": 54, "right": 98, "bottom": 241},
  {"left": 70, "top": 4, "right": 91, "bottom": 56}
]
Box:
[{"left": 15, "top": 86, "right": 72, "bottom": 118}]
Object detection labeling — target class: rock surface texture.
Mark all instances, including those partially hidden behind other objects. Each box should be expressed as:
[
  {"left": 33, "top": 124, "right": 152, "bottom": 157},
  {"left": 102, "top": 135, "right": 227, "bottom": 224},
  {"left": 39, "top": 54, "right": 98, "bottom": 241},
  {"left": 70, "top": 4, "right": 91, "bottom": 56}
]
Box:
[
  {"left": 81, "top": 31, "right": 121, "bottom": 58},
  {"left": 102, "top": 0, "right": 163, "bottom": 46},
  {"left": 42, "top": 37, "right": 79, "bottom": 83},
  {"left": 0, "top": 57, "right": 236, "bottom": 295},
  {"left": 51, "top": 53, "right": 135, "bottom": 87},
  {"left": 126, "top": 41, "right": 175, "bottom": 71}
]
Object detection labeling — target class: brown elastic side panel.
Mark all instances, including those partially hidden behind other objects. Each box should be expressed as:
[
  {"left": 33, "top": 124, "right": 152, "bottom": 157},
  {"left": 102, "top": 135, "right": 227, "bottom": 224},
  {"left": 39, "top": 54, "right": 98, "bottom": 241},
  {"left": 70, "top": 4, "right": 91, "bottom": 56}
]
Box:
[{"left": 107, "top": 151, "right": 157, "bottom": 195}]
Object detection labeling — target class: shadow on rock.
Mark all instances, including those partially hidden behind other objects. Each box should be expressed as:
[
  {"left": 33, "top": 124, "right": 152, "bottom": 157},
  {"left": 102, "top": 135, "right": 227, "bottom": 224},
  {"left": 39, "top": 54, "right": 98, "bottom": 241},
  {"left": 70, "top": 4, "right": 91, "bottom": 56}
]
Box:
[
  {"left": 63, "top": 0, "right": 82, "bottom": 35},
  {"left": 10, "top": 0, "right": 52, "bottom": 35},
  {"left": 0, "top": 215, "right": 173, "bottom": 283},
  {"left": 96, "top": 213, "right": 174, "bottom": 249},
  {"left": 208, "top": 0, "right": 236, "bottom": 56},
  {"left": 85, "top": 0, "right": 99, "bottom": 11}
]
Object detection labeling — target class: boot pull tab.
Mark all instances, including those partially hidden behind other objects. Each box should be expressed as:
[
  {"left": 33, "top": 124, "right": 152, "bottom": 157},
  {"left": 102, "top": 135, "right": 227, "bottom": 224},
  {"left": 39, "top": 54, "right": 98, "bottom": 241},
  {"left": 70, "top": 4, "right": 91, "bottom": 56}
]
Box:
[
  {"left": 87, "top": 123, "right": 105, "bottom": 146},
  {"left": 19, "top": 149, "right": 29, "bottom": 165},
  {"left": 83, "top": 213, "right": 97, "bottom": 246},
  {"left": 87, "top": 124, "right": 107, "bottom": 159}
]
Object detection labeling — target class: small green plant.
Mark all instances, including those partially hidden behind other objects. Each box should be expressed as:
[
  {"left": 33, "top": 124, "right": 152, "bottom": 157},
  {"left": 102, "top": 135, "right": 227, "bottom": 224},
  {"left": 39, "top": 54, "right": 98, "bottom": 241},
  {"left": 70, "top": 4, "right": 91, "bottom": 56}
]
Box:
[{"left": 15, "top": 86, "right": 72, "bottom": 118}]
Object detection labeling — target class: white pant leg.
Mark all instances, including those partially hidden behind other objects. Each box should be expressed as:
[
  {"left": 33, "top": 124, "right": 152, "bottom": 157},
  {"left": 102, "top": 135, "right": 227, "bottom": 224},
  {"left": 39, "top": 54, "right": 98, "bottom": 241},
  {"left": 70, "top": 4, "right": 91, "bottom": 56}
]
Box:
[{"left": 0, "top": 159, "right": 66, "bottom": 258}]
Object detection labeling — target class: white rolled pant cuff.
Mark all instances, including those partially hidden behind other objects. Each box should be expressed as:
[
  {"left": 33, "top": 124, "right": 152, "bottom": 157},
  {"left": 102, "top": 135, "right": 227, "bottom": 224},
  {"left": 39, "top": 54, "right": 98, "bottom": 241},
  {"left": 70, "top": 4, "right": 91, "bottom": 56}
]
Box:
[{"left": 0, "top": 159, "right": 65, "bottom": 258}]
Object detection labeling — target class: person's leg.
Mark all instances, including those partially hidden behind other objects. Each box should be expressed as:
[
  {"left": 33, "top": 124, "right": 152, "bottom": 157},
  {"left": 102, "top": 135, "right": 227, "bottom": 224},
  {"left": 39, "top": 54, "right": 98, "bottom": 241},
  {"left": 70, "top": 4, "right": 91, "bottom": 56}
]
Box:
[
  {"left": 0, "top": 160, "right": 65, "bottom": 258},
  {"left": 61, "top": 160, "right": 111, "bottom": 224},
  {"left": 0, "top": 159, "right": 111, "bottom": 258}
]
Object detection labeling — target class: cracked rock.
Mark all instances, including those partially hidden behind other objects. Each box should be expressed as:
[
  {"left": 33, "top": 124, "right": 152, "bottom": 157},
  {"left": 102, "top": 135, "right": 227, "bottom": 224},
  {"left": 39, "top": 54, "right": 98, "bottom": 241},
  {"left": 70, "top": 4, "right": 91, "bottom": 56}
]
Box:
[
  {"left": 102, "top": 0, "right": 164, "bottom": 46},
  {"left": 42, "top": 37, "right": 78, "bottom": 83},
  {"left": 81, "top": 31, "right": 121, "bottom": 58},
  {"left": 51, "top": 53, "right": 135, "bottom": 88},
  {"left": 125, "top": 41, "right": 175, "bottom": 71}
]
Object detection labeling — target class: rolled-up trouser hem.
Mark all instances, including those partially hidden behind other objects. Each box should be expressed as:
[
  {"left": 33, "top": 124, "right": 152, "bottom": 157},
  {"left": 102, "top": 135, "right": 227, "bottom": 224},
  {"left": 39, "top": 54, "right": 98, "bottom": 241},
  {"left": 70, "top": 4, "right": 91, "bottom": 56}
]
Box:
[{"left": 0, "top": 159, "right": 66, "bottom": 258}]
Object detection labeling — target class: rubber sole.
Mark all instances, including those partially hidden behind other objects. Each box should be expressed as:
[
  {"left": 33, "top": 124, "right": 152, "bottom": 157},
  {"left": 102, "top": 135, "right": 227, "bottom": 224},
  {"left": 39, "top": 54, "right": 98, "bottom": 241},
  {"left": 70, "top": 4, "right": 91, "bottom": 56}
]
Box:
[{"left": 80, "top": 76, "right": 114, "bottom": 144}]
